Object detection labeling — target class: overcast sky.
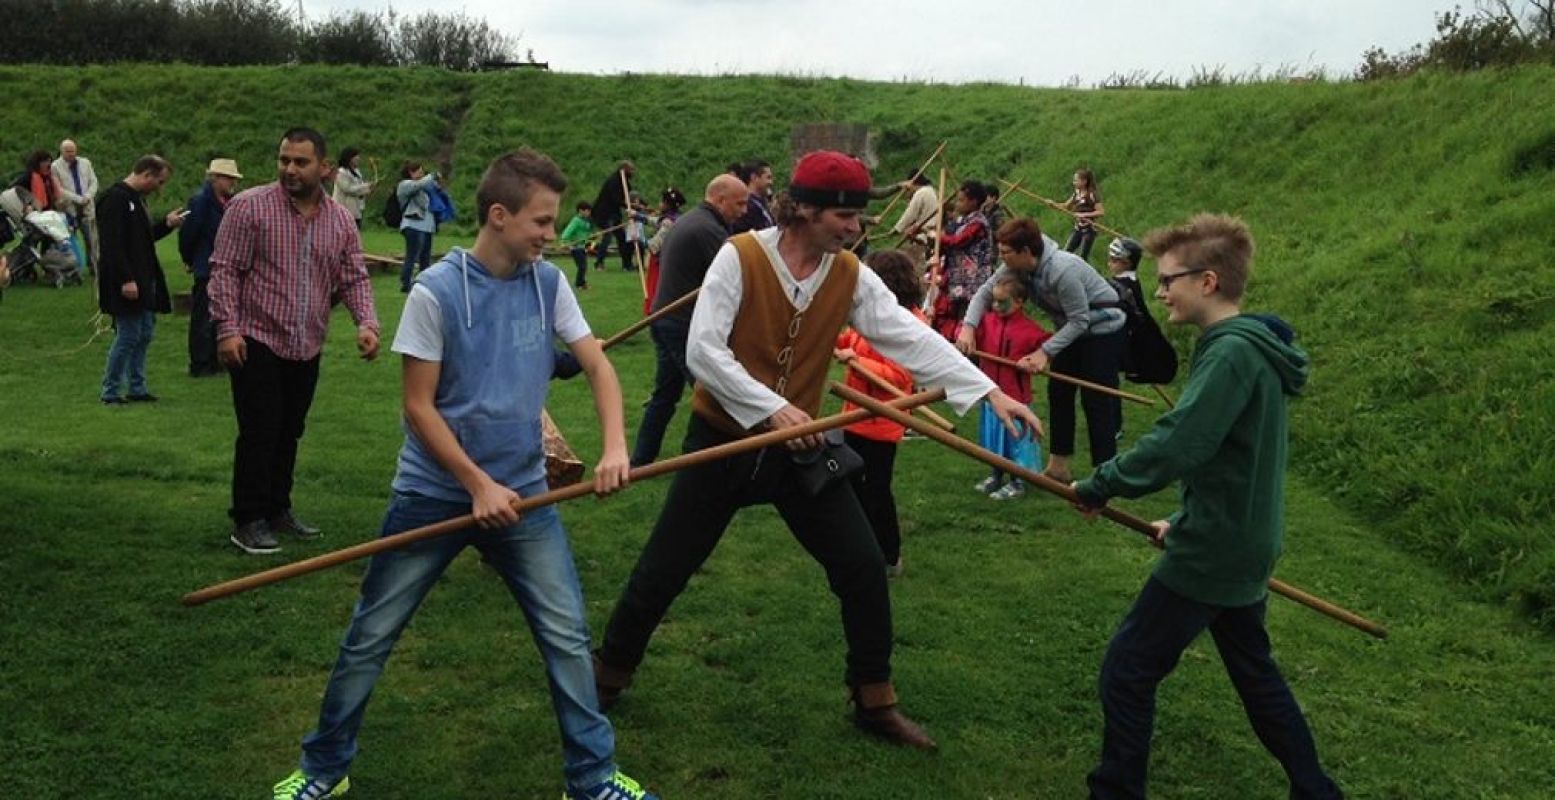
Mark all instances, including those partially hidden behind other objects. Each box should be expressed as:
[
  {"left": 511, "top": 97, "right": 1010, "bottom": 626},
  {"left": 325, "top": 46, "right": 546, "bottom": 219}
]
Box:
[{"left": 301, "top": 0, "right": 1446, "bottom": 85}]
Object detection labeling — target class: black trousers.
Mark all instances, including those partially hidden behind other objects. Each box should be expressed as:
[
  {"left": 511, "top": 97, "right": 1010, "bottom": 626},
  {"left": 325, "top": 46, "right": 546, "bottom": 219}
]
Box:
[
  {"left": 228, "top": 338, "right": 321, "bottom": 525},
  {"left": 845, "top": 432, "right": 902, "bottom": 566},
  {"left": 601, "top": 415, "right": 894, "bottom": 686},
  {"left": 188, "top": 277, "right": 218, "bottom": 374},
  {"left": 1067, "top": 227, "right": 1098, "bottom": 260},
  {"left": 1089, "top": 577, "right": 1343, "bottom": 800},
  {"left": 1049, "top": 331, "right": 1126, "bottom": 466}
]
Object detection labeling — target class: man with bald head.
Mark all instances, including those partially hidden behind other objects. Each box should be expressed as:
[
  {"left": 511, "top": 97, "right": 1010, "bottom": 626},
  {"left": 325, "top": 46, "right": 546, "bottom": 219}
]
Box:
[
  {"left": 52, "top": 139, "right": 100, "bottom": 271},
  {"left": 628, "top": 173, "right": 748, "bottom": 466}
]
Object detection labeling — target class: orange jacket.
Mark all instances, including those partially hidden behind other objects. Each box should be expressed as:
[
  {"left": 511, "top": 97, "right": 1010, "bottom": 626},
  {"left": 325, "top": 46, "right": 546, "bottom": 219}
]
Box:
[{"left": 836, "top": 308, "right": 929, "bottom": 443}]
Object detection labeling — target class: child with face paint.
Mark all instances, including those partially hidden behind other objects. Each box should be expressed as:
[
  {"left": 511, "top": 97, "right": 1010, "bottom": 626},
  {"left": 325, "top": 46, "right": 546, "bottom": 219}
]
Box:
[{"left": 972, "top": 274, "right": 1051, "bottom": 498}]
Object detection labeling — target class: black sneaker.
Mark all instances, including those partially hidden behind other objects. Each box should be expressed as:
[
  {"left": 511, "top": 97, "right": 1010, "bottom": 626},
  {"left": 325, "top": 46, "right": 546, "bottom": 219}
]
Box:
[
  {"left": 101, "top": 396, "right": 126, "bottom": 405},
  {"left": 230, "top": 520, "right": 281, "bottom": 554},
  {"left": 126, "top": 393, "right": 159, "bottom": 403},
  {"left": 269, "top": 510, "right": 322, "bottom": 540}
]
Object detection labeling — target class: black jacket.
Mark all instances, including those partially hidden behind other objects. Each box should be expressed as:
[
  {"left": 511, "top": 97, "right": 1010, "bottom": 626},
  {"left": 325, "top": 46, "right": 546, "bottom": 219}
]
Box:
[
  {"left": 649, "top": 202, "right": 732, "bottom": 325},
  {"left": 592, "top": 169, "right": 630, "bottom": 219},
  {"left": 97, "top": 180, "right": 173, "bottom": 316}
]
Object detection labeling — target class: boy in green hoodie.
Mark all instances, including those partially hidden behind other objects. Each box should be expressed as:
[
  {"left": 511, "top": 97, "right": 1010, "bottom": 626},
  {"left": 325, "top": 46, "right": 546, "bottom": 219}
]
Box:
[{"left": 1072, "top": 214, "right": 1342, "bottom": 799}]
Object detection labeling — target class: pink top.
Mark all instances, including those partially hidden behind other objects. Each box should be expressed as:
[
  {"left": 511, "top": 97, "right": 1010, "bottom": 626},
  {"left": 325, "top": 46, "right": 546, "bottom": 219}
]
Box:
[
  {"left": 974, "top": 309, "right": 1050, "bottom": 403},
  {"left": 208, "top": 183, "right": 378, "bottom": 361}
]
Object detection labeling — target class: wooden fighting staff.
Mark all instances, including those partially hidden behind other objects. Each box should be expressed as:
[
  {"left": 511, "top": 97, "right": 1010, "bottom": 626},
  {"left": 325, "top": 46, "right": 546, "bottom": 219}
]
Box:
[
  {"left": 181, "top": 389, "right": 948, "bottom": 606},
  {"left": 831, "top": 383, "right": 1387, "bottom": 639},
  {"left": 840, "top": 356, "right": 956, "bottom": 432},
  {"left": 851, "top": 140, "right": 948, "bottom": 253},
  {"left": 998, "top": 179, "right": 1129, "bottom": 240},
  {"left": 971, "top": 349, "right": 1154, "bottom": 406}
]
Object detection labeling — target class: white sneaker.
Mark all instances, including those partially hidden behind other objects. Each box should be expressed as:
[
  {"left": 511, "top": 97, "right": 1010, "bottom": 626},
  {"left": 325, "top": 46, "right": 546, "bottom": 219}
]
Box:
[
  {"left": 974, "top": 476, "right": 1000, "bottom": 494},
  {"left": 990, "top": 483, "right": 1026, "bottom": 500}
]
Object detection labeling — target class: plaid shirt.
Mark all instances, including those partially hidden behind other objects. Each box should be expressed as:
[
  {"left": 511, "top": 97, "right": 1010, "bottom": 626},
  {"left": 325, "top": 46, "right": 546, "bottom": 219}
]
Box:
[{"left": 208, "top": 183, "right": 379, "bottom": 361}]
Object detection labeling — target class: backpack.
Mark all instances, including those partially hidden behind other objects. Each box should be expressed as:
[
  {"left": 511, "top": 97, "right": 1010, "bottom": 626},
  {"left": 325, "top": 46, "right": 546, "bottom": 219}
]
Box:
[
  {"left": 381, "top": 189, "right": 403, "bottom": 229},
  {"left": 1108, "top": 276, "right": 1179, "bottom": 385}
]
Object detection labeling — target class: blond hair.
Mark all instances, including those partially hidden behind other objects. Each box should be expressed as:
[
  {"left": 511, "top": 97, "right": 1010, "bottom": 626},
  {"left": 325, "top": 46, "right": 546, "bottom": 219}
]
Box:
[{"left": 1142, "top": 214, "right": 1255, "bottom": 301}]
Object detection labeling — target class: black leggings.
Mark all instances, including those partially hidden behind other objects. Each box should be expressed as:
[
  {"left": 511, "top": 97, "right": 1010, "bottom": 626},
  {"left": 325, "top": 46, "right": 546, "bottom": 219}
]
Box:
[
  {"left": 845, "top": 433, "right": 901, "bottom": 566},
  {"left": 1047, "top": 331, "right": 1126, "bottom": 466},
  {"left": 1066, "top": 227, "right": 1097, "bottom": 260}
]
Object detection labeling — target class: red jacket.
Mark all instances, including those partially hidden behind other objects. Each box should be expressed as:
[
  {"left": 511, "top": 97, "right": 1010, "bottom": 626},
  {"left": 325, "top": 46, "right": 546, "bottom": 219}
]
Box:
[
  {"left": 975, "top": 309, "right": 1050, "bottom": 403},
  {"left": 836, "top": 308, "right": 929, "bottom": 442}
]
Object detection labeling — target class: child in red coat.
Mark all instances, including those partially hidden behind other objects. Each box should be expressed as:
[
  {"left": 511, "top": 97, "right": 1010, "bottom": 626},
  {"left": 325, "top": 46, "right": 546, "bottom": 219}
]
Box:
[
  {"left": 974, "top": 274, "right": 1051, "bottom": 499},
  {"left": 835, "top": 250, "right": 927, "bottom": 577}
]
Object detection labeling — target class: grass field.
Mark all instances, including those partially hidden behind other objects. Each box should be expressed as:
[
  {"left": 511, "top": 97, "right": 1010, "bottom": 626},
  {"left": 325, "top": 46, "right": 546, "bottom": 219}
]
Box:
[
  {"left": 2, "top": 64, "right": 1554, "bottom": 797},
  {"left": 6, "top": 63, "right": 1553, "bottom": 619},
  {"left": 2, "top": 224, "right": 1554, "bottom": 797}
]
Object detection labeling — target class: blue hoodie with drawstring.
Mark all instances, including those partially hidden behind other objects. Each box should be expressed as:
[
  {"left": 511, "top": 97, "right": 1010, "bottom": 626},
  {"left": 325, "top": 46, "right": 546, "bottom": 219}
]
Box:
[
  {"left": 1075, "top": 314, "right": 1309, "bottom": 607},
  {"left": 392, "top": 247, "right": 561, "bottom": 501}
]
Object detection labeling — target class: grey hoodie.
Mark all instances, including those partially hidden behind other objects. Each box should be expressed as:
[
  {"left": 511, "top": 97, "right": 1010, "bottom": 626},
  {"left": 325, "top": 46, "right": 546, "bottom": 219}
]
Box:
[{"left": 963, "top": 234, "right": 1125, "bottom": 355}]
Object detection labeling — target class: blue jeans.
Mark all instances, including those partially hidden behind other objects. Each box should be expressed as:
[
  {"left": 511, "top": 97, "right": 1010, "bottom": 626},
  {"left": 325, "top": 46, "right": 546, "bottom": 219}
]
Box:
[
  {"left": 629, "top": 321, "right": 693, "bottom": 466},
  {"left": 1089, "top": 577, "right": 1342, "bottom": 800},
  {"left": 101, "top": 309, "right": 156, "bottom": 399},
  {"left": 400, "top": 228, "right": 433, "bottom": 292},
  {"left": 298, "top": 488, "right": 617, "bottom": 791},
  {"left": 570, "top": 247, "right": 589, "bottom": 287}
]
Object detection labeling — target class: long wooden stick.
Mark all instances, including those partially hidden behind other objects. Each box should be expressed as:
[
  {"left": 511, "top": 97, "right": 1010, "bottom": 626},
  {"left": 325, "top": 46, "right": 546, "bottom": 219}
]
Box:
[
  {"left": 831, "top": 383, "right": 1387, "bottom": 639},
  {"left": 597, "top": 287, "right": 700, "bottom": 351},
  {"left": 621, "top": 171, "right": 649, "bottom": 299},
  {"left": 1152, "top": 385, "right": 1176, "bottom": 409},
  {"left": 851, "top": 140, "right": 947, "bottom": 253},
  {"left": 998, "top": 179, "right": 1128, "bottom": 240},
  {"left": 181, "top": 389, "right": 949, "bottom": 607},
  {"left": 972, "top": 349, "right": 1154, "bottom": 406},
  {"left": 841, "top": 356, "right": 956, "bottom": 432}
]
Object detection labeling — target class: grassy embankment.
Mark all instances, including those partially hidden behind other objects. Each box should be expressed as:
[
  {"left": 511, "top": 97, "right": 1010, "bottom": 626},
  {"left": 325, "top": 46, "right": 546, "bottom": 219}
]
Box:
[{"left": 1, "top": 65, "right": 1552, "bottom": 798}]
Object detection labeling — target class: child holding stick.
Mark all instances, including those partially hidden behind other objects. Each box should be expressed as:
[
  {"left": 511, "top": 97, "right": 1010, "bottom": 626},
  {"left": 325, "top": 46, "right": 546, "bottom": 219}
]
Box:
[
  {"left": 834, "top": 249, "right": 928, "bottom": 576},
  {"left": 272, "top": 150, "right": 658, "bottom": 800},
  {"left": 973, "top": 274, "right": 1050, "bottom": 499}
]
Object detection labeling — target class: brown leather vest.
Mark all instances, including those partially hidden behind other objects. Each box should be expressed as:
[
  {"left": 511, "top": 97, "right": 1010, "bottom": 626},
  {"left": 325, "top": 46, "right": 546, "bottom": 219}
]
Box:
[{"left": 691, "top": 232, "right": 859, "bottom": 436}]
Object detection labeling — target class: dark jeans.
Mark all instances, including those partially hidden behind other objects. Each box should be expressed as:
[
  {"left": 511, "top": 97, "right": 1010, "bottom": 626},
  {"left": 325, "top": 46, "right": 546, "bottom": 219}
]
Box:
[
  {"left": 188, "top": 276, "right": 218, "bottom": 374},
  {"left": 629, "top": 322, "right": 694, "bottom": 466},
  {"left": 601, "top": 414, "right": 894, "bottom": 687},
  {"left": 1049, "top": 330, "right": 1125, "bottom": 465},
  {"left": 570, "top": 247, "right": 589, "bottom": 287},
  {"left": 591, "top": 213, "right": 631, "bottom": 269},
  {"left": 845, "top": 432, "right": 901, "bottom": 566},
  {"left": 1088, "top": 577, "right": 1342, "bottom": 800},
  {"left": 400, "top": 228, "right": 433, "bottom": 292},
  {"left": 228, "top": 338, "right": 321, "bottom": 526},
  {"left": 1067, "top": 227, "right": 1097, "bottom": 260}
]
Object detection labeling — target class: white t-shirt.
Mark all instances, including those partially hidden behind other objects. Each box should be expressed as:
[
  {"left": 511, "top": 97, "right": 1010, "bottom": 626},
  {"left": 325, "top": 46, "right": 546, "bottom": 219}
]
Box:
[{"left": 392, "top": 272, "right": 591, "bottom": 361}]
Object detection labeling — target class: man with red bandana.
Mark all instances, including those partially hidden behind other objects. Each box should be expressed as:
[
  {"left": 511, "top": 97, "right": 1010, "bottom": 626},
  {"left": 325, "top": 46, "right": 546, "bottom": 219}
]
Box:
[{"left": 593, "top": 151, "right": 1044, "bottom": 750}]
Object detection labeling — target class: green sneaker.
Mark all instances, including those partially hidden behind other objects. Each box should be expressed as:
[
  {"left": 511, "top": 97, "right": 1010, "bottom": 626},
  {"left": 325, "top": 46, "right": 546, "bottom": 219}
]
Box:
[
  {"left": 273, "top": 769, "right": 350, "bottom": 800},
  {"left": 563, "top": 769, "right": 659, "bottom": 800}
]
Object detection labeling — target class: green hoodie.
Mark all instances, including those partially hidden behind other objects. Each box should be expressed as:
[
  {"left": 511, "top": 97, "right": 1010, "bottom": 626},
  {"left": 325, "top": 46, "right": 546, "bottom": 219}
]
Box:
[{"left": 1075, "top": 314, "right": 1309, "bottom": 607}]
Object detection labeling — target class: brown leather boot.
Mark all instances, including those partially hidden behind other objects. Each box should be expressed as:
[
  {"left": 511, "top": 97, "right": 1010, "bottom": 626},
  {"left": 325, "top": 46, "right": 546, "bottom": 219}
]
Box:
[
  {"left": 592, "top": 651, "right": 634, "bottom": 712},
  {"left": 851, "top": 682, "right": 938, "bottom": 750}
]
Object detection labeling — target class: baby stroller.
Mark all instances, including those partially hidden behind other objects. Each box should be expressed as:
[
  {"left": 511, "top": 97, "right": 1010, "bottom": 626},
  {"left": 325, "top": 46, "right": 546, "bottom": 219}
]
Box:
[{"left": 1, "top": 186, "right": 82, "bottom": 288}]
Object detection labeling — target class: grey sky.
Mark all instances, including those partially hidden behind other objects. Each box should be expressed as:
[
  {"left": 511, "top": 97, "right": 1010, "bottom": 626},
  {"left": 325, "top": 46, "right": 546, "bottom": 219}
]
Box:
[{"left": 301, "top": 0, "right": 1445, "bottom": 85}]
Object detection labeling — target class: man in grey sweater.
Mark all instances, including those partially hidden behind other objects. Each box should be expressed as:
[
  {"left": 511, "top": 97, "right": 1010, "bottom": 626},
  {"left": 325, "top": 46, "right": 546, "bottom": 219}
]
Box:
[
  {"left": 628, "top": 174, "right": 749, "bottom": 466},
  {"left": 957, "top": 217, "right": 1127, "bottom": 479}
]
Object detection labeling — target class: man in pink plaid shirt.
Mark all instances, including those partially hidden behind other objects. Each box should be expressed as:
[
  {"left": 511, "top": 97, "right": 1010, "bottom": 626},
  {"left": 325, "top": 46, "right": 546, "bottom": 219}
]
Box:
[{"left": 209, "top": 127, "right": 381, "bottom": 555}]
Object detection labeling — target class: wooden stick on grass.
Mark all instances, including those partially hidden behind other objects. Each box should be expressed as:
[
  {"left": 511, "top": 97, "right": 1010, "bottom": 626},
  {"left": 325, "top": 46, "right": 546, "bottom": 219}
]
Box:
[
  {"left": 972, "top": 349, "right": 1154, "bottom": 406},
  {"left": 596, "top": 287, "right": 700, "bottom": 351},
  {"left": 831, "top": 382, "right": 1387, "bottom": 639},
  {"left": 181, "top": 389, "right": 947, "bottom": 607}
]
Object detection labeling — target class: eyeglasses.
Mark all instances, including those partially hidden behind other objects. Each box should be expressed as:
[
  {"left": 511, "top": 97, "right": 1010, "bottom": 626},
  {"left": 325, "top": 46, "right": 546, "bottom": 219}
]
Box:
[{"left": 1156, "top": 268, "right": 1209, "bottom": 290}]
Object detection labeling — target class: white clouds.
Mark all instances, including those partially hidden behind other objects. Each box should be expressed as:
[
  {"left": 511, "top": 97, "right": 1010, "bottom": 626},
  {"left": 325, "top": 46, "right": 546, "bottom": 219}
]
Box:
[{"left": 301, "top": 0, "right": 1443, "bottom": 85}]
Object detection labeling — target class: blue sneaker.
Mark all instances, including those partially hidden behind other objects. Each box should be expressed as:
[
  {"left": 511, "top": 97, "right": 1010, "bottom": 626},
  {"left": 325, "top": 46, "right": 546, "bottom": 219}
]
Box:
[
  {"left": 563, "top": 770, "right": 658, "bottom": 800},
  {"left": 274, "top": 769, "right": 350, "bottom": 799}
]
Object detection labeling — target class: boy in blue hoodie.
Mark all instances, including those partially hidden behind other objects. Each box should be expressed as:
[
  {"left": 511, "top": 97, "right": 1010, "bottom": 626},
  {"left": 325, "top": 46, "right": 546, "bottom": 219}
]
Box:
[
  {"left": 1072, "top": 214, "right": 1342, "bottom": 799},
  {"left": 273, "top": 150, "right": 658, "bottom": 800}
]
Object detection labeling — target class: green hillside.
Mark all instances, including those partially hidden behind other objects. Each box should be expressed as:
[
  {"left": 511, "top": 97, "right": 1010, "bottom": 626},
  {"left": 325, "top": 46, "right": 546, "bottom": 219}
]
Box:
[{"left": 9, "top": 64, "right": 1552, "bottom": 621}]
